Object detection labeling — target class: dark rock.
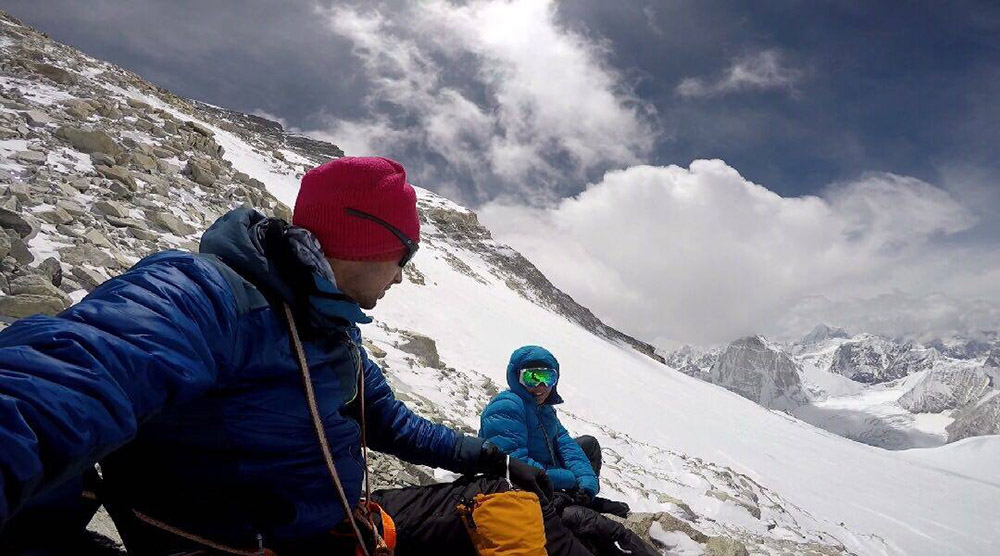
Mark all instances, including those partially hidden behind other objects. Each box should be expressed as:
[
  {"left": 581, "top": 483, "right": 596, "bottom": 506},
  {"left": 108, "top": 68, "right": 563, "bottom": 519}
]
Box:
[
  {"left": 22, "top": 109, "right": 53, "bottom": 127},
  {"left": 104, "top": 215, "right": 145, "bottom": 228},
  {"left": 83, "top": 229, "right": 113, "bottom": 248},
  {"left": 128, "top": 227, "right": 158, "bottom": 241},
  {"left": 705, "top": 537, "right": 750, "bottom": 556},
  {"left": 90, "top": 152, "right": 116, "bottom": 166},
  {"left": 0, "top": 294, "right": 67, "bottom": 318},
  {"left": 55, "top": 126, "right": 122, "bottom": 156},
  {"left": 95, "top": 165, "right": 137, "bottom": 190},
  {"left": 0, "top": 208, "right": 35, "bottom": 238},
  {"left": 13, "top": 150, "right": 46, "bottom": 164},
  {"left": 31, "top": 62, "right": 76, "bottom": 85},
  {"left": 397, "top": 332, "right": 444, "bottom": 369},
  {"left": 38, "top": 206, "right": 74, "bottom": 225},
  {"left": 8, "top": 235, "right": 33, "bottom": 265},
  {"left": 184, "top": 159, "right": 216, "bottom": 186},
  {"left": 71, "top": 266, "right": 107, "bottom": 290},
  {"left": 10, "top": 274, "right": 71, "bottom": 307},
  {"left": 38, "top": 256, "right": 62, "bottom": 286},
  {"left": 58, "top": 244, "right": 114, "bottom": 267},
  {"left": 93, "top": 200, "right": 130, "bottom": 219},
  {"left": 145, "top": 210, "right": 195, "bottom": 236}
]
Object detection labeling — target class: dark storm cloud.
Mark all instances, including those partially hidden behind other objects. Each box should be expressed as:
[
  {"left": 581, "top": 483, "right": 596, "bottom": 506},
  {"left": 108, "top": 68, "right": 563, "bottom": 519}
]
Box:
[
  {"left": 3, "top": 1, "right": 372, "bottom": 127},
  {"left": 557, "top": 0, "right": 1000, "bottom": 198}
]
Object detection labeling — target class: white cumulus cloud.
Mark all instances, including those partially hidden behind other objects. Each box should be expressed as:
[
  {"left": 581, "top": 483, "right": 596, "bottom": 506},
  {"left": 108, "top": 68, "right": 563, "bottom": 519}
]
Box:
[
  {"left": 480, "top": 160, "right": 1000, "bottom": 345},
  {"left": 309, "top": 0, "right": 657, "bottom": 205}
]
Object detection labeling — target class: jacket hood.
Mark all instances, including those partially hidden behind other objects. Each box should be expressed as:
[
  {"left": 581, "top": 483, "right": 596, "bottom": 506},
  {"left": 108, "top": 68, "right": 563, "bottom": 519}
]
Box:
[
  {"left": 200, "top": 207, "right": 371, "bottom": 332},
  {"left": 506, "top": 345, "right": 563, "bottom": 405}
]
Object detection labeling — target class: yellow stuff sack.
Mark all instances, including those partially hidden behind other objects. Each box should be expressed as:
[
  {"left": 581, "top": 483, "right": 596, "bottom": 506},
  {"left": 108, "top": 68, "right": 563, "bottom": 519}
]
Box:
[{"left": 457, "top": 490, "right": 547, "bottom": 555}]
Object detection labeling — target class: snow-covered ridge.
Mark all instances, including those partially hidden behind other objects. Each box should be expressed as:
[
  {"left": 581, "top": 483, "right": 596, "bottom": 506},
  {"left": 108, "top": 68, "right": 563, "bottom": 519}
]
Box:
[
  {"left": 2, "top": 11, "right": 999, "bottom": 555},
  {"left": 665, "top": 325, "right": 1000, "bottom": 450}
]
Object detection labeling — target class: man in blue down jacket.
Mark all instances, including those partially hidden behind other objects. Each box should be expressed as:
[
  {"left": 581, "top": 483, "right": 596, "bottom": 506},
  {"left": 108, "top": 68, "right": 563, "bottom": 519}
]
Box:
[{"left": 0, "top": 157, "right": 585, "bottom": 556}]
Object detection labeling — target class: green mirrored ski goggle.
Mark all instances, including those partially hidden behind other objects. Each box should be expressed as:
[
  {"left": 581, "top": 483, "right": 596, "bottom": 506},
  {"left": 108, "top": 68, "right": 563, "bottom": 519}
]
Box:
[{"left": 519, "top": 367, "right": 558, "bottom": 388}]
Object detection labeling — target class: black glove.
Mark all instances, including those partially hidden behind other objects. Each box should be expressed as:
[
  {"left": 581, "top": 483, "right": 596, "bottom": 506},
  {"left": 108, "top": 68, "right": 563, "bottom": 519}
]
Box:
[
  {"left": 593, "top": 497, "right": 631, "bottom": 517},
  {"left": 571, "top": 488, "right": 595, "bottom": 506},
  {"left": 508, "top": 458, "right": 554, "bottom": 503},
  {"left": 477, "top": 444, "right": 553, "bottom": 502},
  {"left": 550, "top": 491, "right": 575, "bottom": 513}
]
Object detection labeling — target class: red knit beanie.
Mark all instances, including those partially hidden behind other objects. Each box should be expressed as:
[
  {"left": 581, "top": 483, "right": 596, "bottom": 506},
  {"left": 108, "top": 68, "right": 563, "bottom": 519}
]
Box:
[{"left": 292, "top": 157, "right": 420, "bottom": 261}]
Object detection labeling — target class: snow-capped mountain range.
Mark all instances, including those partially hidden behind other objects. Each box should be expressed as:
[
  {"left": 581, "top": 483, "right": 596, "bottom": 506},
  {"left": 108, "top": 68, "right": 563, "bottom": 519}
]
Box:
[
  {"left": 664, "top": 324, "right": 1000, "bottom": 450},
  {"left": 1, "top": 12, "right": 998, "bottom": 555}
]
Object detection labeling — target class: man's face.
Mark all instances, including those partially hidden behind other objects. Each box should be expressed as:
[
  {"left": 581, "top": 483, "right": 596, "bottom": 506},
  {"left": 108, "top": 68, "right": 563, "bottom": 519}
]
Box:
[
  {"left": 328, "top": 259, "right": 404, "bottom": 310},
  {"left": 528, "top": 384, "right": 551, "bottom": 405}
]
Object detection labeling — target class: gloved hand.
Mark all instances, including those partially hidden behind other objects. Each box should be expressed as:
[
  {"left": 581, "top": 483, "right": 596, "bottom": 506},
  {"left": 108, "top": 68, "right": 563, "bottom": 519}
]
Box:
[
  {"left": 477, "top": 444, "right": 553, "bottom": 502},
  {"left": 596, "top": 498, "right": 631, "bottom": 518},
  {"left": 550, "top": 491, "right": 575, "bottom": 513},
  {"left": 571, "top": 488, "right": 595, "bottom": 506},
  {"left": 508, "top": 458, "right": 554, "bottom": 503}
]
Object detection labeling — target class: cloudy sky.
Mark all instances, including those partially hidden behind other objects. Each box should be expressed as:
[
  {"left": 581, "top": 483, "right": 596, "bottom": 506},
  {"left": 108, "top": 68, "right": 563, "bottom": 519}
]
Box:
[{"left": 8, "top": 0, "right": 999, "bottom": 345}]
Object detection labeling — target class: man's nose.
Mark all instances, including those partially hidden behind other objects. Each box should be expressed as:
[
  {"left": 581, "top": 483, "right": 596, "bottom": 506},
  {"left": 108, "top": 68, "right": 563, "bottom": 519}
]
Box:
[{"left": 394, "top": 267, "right": 404, "bottom": 284}]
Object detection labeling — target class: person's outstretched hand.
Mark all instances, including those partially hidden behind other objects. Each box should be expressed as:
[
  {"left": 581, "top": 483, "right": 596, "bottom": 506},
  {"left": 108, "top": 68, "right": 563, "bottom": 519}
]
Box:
[
  {"left": 477, "top": 444, "right": 553, "bottom": 502},
  {"left": 507, "top": 458, "right": 554, "bottom": 502}
]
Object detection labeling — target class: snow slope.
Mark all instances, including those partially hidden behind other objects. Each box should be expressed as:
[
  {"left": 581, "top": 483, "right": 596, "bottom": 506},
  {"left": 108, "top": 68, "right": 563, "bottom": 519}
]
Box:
[{"left": 896, "top": 435, "right": 1000, "bottom": 487}]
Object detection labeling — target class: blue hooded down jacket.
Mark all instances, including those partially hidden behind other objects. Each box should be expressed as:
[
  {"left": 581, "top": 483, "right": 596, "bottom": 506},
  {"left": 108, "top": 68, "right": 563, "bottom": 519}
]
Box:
[
  {"left": 479, "top": 346, "right": 598, "bottom": 496},
  {"left": 0, "top": 207, "right": 483, "bottom": 548}
]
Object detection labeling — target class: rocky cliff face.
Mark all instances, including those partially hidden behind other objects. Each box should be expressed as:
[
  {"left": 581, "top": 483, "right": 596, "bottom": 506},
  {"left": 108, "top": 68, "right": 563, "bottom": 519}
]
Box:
[
  {"left": 661, "top": 344, "right": 720, "bottom": 377},
  {"left": 828, "top": 336, "right": 937, "bottom": 384},
  {"left": 708, "top": 336, "right": 808, "bottom": 412},
  {"left": 897, "top": 362, "right": 994, "bottom": 414},
  {"left": 947, "top": 391, "right": 1000, "bottom": 442},
  {"left": 925, "top": 332, "right": 1000, "bottom": 360}
]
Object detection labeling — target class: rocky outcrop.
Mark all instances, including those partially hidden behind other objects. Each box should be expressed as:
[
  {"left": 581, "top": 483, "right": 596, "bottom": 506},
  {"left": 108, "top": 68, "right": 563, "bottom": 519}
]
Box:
[
  {"left": 0, "top": 293, "right": 67, "bottom": 318},
  {"left": 396, "top": 332, "right": 445, "bottom": 369},
  {"left": 55, "top": 126, "right": 122, "bottom": 156},
  {"left": 946, "top": 391, "right": 1000, "bottom": 442},
  {"left": 663, "top": 344, "right": 721, "bottom": 377},
  {"left": 709, "top": 336, "right": 808, "bottom": 411},
  {"left": 985, "top": 347, "right": 1000, "bottom": 369},
  {"left": 898, "top": 363, "right": 994, "bottom": 414},
  {"left": 925, "top": 333, "right": 1000, "bottom": 360},
  {"left": 828, "top": 336, "right": 936, "bottom": 384}
]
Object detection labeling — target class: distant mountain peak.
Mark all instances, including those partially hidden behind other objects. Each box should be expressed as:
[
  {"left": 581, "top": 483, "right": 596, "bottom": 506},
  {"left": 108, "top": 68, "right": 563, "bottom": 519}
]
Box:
[{"left": 799, "top": 324, "right": 851, "bottom": 345}]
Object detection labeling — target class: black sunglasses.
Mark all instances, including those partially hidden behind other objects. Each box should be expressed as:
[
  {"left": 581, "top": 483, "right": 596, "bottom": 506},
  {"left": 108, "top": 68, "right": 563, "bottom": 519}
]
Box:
[{"left": 345, "top": 207, "right": 419, "bottom": 267}]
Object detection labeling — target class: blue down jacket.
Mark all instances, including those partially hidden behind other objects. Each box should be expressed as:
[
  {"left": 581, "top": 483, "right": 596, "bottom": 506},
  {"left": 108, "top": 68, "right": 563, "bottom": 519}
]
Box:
[
  {"left": 0, "top": 207, "right": 482, "bottom": 547},
  {"left": 479, "top": 346, "right": 598, "bottom": 496}
]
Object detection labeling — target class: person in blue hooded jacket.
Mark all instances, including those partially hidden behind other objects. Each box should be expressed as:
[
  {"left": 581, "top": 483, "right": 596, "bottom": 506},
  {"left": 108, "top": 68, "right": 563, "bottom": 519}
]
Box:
[
  {"left": 479, "top": 346, "right": 601, "bottom": 499},
  {"left": 0, "top": 157, "right": 600, "bottom": 556},
  {"left": 480, "top": 347, "right": 656, "bottom": 556}
]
